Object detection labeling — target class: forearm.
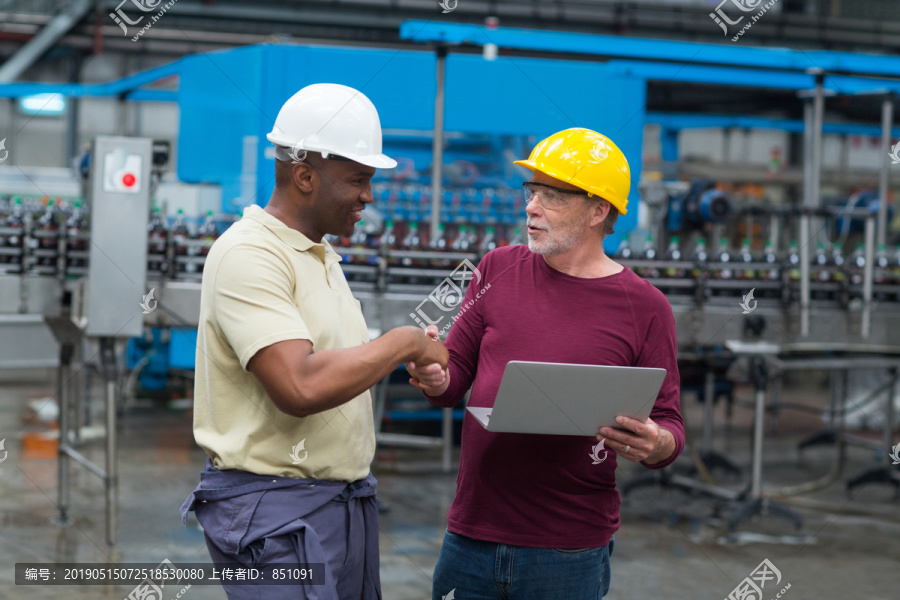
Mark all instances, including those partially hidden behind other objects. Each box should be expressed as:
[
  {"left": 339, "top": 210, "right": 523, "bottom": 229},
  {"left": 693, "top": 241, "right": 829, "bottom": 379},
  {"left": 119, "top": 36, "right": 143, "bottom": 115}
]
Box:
[{"left": 294, "top": 328, "right": 416, "bottom": 417}]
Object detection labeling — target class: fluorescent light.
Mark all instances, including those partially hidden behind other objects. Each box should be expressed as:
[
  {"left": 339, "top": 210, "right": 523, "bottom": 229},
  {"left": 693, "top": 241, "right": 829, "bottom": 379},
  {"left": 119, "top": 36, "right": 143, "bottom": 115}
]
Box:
[{"left": 18, "top": 93, "right": 66, "bottom": 116}]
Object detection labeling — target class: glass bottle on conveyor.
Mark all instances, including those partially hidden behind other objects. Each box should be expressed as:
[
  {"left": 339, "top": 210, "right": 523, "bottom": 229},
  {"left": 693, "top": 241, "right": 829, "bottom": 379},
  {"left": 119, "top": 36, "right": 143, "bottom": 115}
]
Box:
[
  {"left": 2, "top": 197, "right": 25, "bottom": 268},
  {"left": 890, "top": 245, "right": 900, "bottom": 302},
  {"left": 712, "top": 239, "right": 732, "bottom": 296},
  {"left": 734, "top": 238, "right": 756, "bottom": 281},
  {"left": 660, "top": 235, "right": 682, "bottom": 296},
  {"left": 690, "top": 237, "right": 708, "bottom": 281},
  {"left": 812, "top": 241, "right": 829, "bottom": 300},
  {"left": 343, "top": 220, "right": 369, "bottom": 282},
  {"left": 637, "top": 233, "right": 658, "bottom": 279},
  {"left": 196, "top": 210, "right": 219, "bottom": 274},
  {"left": 849, "top": 242, "right": 865, "bottom": 291},
  {"left": 507, "top": 227, "right": 525, "bottom": 246},
  {"left": 429, "top": 223, "right": 452, "bottom": 271},
  {"left": 479, "top": 226, "right": 498, "bottom": 256},
  {"left": 737, "top": 238, "right": 755, "bottom": 281},
  {"left": 65, "top": 200, "right": 88, "bottom": 271},
  {"left": 35, "top": 199, "right": 59, "bottom": 270},
  {"left": 873, "top": 243, "right": 890, "bottom": 302},
  {"left": 451, "top": 225, "right": 472, "bottom": 255},
  {"left": 786, "top": 240, "right": 801, "bottom": 303},
  {"left": 380, "top": 219, "right": 397, "bottom": 250},
  {"left": 761, "top": 239, "right": 779, "bottom": 299},
  {"left": 147, "top": 207, "right": 168, "bottom": 274},
  {"left": 171, "top": 208, "right": 191, "bottom": 274},
  {"left": 400, "top": 222, "right": 425, "bottom": 285},
  {"left": 830, "top": 241, "right": 846, "bottom": 302},
  {"left": 380, "top": 219, "right": 397, "bottom": 284},
  {"left": 198, "top": 210, "right": 218, "bottom": 255},
  {"left": 663, "top": 235, "right": 685, "bottom": 279},
  {"left": 349, "top": 220, "right": 367, "bottom": 265}
]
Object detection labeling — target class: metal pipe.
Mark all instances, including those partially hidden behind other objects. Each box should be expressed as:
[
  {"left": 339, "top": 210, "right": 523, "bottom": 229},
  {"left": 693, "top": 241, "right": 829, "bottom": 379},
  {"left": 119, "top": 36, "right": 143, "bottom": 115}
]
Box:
[
  {"left": 809, "top": 69, "right": 825, "bottom": 253},
  {"left": 838, "top": 370, "right": 848, "bottom": 471},
  {"left": 862, "top": 211, "right": 874, "bottom": 338},
  {"left": 769, "top": 214, "right": 779, "bottom": 252},
  {"left": 60, "top": 446, "right": 107, "bottom": 480},
  {"left": 64, "top": 54, "right": 80, "bottom": 168},
  {"left": 751, "top": 382, "right": 766, "bottom": 498},
  {"left": 56, "top": 358, "right": 70, "bottom": 524},
  {"left": 702, "top": 369, "right": 715, "bottom": 454},
  {"left": 429, "top": 46, "right": 447, "bottom": 240},
  {"left": 441, "top": 407, "right": 453, "bottom": 473},
  {"left": 811, "top": 71, "right": 826, "bottom": 239},
  {"left": 883, "top": 368, "right": 897, "bottom": 467},
  {"left": 828, "top": 370, "right": 838, "bottom": 428},
  {"left": 800, "top": 99, "right": 813, "bottom": 336},
  {"left": 105, "top": 377, "right": 117, "bottom": 547},
  {"left": 877, "top": 95, "right": 893, "bottom": 248}
]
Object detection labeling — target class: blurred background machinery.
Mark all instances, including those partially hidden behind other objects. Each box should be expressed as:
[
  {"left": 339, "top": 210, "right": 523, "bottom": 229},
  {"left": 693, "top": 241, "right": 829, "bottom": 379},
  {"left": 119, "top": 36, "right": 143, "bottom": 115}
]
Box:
[{"left": 1, "top": 6, "right": 900, "bottom": 547}]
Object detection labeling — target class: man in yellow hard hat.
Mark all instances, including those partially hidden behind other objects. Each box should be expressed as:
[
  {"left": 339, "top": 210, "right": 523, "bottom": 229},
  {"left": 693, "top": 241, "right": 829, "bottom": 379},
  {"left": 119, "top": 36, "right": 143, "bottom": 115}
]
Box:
[{"left": 407, "top": 128, "right": 683, "bottom": 599}]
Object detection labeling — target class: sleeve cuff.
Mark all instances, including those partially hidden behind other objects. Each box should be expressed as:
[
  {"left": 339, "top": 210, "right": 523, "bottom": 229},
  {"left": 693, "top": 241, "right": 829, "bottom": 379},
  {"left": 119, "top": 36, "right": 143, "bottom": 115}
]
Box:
[
  {"left": 640, "top": 424, "right": 684, "bottom": 470},
  {"left": 238, "top": 330, "right": 312, "bottom": 371}
]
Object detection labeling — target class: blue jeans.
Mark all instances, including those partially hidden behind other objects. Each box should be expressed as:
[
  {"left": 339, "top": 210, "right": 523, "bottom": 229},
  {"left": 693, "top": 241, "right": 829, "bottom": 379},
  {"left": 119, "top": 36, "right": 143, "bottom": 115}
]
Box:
[{"left": 432, "top": 530, "right": 613, "bottom": 600}]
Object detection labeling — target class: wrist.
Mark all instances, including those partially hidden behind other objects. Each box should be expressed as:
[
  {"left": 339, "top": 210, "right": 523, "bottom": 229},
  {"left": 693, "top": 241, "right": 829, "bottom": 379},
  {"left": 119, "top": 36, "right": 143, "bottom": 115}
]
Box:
[
  {"left": 397, "top": 326, "right": 425, "bottom": 363},
  {"left": 644, "top": 427, "right": 674, "bottom": 465}
]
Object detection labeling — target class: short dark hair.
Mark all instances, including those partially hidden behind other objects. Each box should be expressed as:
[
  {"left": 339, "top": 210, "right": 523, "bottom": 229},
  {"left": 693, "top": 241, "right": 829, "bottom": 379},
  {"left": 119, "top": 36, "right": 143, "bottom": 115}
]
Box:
[{"left": 603, "top": 202, "right": 619, "bottom": 236}]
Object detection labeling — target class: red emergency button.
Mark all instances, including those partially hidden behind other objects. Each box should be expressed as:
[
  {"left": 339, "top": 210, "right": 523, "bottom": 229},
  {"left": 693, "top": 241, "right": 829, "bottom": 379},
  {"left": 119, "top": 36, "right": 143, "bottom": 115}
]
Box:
[{"left": 122, "top": 173, "right": 136, "bottom": 187}]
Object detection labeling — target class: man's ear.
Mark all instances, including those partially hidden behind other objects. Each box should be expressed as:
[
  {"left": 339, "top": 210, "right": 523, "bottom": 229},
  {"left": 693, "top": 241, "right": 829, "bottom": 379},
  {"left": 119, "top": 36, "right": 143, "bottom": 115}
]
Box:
[
  {"left": 589, "top": 199, "right": 611, "bottom": 229},
  {"left": 292, "top": 162, "right": 315, "bottom": 194}
]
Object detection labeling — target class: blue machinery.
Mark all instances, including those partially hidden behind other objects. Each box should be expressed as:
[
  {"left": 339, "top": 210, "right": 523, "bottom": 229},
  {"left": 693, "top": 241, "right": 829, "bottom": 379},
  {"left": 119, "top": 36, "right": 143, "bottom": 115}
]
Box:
[
  {"left": 3, "top": 18, "right": 899, "bottom": 391},
  {"left": 3, "top": 22, "right": 900, "bottom": 522}
]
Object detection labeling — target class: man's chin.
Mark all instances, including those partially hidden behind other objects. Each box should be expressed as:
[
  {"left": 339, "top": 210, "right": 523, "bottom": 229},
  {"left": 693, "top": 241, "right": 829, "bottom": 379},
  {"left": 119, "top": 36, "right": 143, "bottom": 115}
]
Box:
[
  {"left": 527, "top": 239, "right": 552, "bottom": 255},
  {"left": 332, "top": 223, "right": 355, "bottom": 239}
]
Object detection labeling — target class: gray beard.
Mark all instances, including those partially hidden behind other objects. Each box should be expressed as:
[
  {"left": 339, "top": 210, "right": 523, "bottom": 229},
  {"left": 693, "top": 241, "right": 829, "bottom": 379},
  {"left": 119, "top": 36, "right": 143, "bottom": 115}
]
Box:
[{"left": 527, "top": 225, "right": 584, "bottom": 256}]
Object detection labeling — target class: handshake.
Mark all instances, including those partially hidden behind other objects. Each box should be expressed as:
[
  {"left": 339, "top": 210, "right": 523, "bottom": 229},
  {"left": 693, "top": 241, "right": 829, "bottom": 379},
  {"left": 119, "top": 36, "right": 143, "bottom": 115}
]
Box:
[{"left": 403, "top": 324, "right": 452, "bottom": 397}]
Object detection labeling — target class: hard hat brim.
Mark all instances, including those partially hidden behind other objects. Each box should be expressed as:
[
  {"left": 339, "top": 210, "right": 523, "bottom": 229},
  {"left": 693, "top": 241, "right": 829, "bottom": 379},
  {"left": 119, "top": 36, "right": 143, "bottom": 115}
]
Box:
[
  {"left": 267, "top": 137, "right": 398, "bottom": 170},
  {"left": 344, "top": 152, "right": 398, "bottom": 170},
  {"left": 513, "top": 158, "right": 628, "bottom": 215}
]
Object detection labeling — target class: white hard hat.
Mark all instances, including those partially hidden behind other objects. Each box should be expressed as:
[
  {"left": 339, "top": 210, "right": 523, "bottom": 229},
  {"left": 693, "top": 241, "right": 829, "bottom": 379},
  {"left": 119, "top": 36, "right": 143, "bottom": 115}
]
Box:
[{"left": 267, "top": 83, "right": 397, "bottom": 169}]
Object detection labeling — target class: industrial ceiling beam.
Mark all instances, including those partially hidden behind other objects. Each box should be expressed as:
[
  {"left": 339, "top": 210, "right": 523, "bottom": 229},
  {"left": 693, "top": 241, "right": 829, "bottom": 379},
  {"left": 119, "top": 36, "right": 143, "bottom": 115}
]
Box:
[
  {"left": 0, "top": 0, "right": 91, "bottom": 82},
  {"left": 400, "top": 20, "right": 900, "bottom": 80}
]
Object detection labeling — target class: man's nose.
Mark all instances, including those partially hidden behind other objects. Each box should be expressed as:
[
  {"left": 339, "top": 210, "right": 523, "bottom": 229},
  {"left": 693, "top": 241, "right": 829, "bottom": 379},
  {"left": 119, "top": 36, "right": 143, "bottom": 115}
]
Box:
[
  {"left": 360, "top": 184, "right": 374, "bottom": 204},
  {"left": 525, "top": 196, "right": 542, "bottom": 218}
]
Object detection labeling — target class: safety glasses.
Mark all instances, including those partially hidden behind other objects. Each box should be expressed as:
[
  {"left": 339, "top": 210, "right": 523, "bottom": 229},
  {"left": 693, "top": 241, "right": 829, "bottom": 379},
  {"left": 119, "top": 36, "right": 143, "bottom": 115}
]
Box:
[{"left": 522, "top": 181, "right": 589, "bottom": 210}]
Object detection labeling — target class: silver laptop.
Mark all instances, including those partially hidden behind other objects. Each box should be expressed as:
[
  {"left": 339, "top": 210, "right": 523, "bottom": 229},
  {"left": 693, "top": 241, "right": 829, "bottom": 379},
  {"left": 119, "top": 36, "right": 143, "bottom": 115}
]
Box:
[{"left": 466, "top": 361, "right": 666, "bottom": 436}]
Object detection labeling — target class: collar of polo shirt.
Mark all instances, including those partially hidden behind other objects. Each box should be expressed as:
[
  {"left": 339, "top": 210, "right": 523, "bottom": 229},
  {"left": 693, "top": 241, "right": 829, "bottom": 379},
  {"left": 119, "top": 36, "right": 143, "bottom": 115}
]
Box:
[{"left": 242, "top": 205, "right": 337, "bottom": 263}]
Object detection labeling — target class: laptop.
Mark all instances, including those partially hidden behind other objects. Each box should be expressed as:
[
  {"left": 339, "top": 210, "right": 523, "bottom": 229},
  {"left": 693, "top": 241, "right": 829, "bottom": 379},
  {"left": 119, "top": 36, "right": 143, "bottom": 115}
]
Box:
[{"left": 466, "top": 361, "right": 667, "bottom": 436}]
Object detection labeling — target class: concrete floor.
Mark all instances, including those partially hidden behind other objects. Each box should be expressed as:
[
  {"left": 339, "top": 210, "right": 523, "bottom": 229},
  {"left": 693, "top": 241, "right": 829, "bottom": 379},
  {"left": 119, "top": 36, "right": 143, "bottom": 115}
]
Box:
[{"left": 1, "top": 368, "right": 898, "bottom": 600}]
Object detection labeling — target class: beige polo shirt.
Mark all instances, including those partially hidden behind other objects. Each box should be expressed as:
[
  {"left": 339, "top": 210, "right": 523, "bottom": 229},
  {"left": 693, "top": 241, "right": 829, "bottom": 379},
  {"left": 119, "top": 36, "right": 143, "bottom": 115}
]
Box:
[{"left": 192, "top": 205, "right": 375, "bottom": 482}]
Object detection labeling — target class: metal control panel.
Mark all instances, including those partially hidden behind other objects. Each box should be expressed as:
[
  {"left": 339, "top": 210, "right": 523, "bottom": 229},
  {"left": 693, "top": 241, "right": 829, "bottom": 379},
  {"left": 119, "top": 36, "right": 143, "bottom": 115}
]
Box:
[{"left": 83, "top": 136, "right": 152, "bottom": 337}]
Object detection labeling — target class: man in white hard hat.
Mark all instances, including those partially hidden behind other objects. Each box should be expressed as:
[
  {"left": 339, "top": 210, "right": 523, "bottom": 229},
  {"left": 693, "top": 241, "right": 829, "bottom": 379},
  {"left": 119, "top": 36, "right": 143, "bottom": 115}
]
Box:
[{"left": 181, "top": 83, "right": 448, "bottom": 600}]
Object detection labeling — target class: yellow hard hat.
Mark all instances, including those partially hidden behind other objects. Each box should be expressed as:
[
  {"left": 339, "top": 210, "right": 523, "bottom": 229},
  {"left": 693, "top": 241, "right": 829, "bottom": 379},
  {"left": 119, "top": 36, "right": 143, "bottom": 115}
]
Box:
[{"left": 514, "top": 128, "right": 631, "bottom": 215}]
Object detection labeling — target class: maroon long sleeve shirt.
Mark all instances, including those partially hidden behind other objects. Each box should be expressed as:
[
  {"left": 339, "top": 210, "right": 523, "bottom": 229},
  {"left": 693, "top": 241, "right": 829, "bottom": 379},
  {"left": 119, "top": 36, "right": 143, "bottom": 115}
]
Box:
[{"left": 426, "top": 244, "right": 684, "bottom": 548}]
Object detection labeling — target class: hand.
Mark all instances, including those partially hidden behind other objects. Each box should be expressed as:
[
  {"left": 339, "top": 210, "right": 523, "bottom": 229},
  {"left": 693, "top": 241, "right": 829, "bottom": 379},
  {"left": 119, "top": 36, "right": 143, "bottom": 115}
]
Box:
[
  {"left": 407, "top": 325, "right": 450, "bottom": 396},
  {"left": 406, "top": 360, "right": 450, "bottom": 396},
  {"left": 597, "top": 416, "right": 675, "bottom": 465},
  {"left": 408, "top": 324, "right": 449, "bottom": 370}
]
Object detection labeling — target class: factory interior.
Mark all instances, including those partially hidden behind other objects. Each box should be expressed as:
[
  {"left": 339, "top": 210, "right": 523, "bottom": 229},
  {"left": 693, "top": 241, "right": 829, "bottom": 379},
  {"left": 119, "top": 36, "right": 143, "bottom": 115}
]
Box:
[{"left": 1, "top": 0, "right": 900, "bottom": 599}]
